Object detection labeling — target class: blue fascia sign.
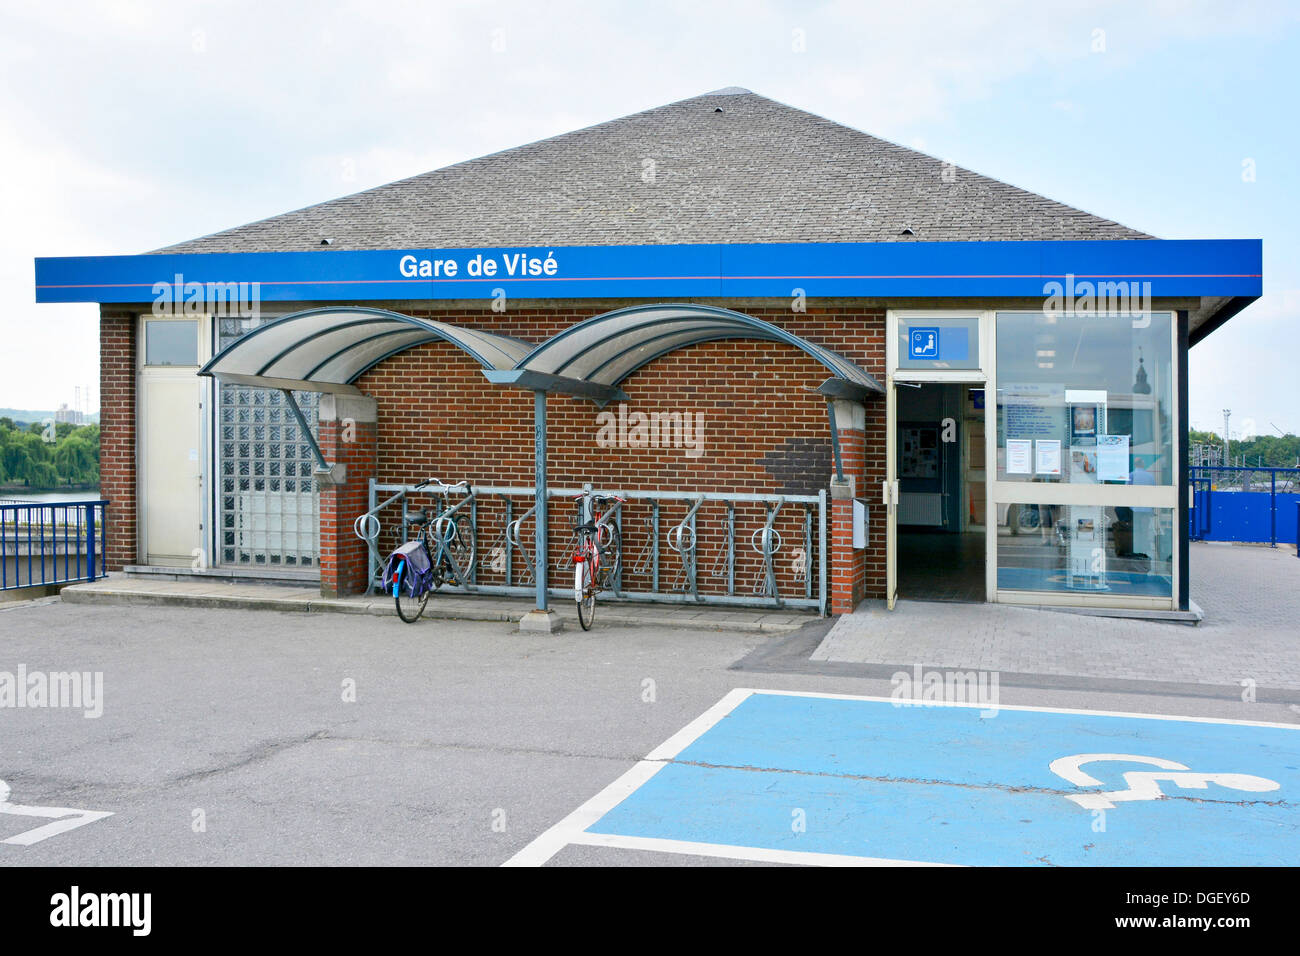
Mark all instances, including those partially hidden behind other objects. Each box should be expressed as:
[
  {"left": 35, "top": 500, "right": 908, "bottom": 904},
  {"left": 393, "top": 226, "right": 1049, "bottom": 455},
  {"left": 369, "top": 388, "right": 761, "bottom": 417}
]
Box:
[{"left": 34, "top": 238, "right": 1262, "bottom": 305}]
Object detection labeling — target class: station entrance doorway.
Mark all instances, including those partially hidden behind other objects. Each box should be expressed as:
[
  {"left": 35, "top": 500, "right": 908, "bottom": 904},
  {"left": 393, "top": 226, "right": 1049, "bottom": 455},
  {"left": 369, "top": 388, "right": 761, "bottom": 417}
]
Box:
[{"left": 893, "top": 382, "right": 987, "bottom": 602}]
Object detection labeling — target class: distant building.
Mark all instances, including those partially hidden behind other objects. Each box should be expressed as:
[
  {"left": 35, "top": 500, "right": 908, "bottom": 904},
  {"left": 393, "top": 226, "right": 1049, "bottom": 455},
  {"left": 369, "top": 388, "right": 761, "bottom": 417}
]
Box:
[{"left": 54, "top": 403, "right": 86, "bottom": 425}]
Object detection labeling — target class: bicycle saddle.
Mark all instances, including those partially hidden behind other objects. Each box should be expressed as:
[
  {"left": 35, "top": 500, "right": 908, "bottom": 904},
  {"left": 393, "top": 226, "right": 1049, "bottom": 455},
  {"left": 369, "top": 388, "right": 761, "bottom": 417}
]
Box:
[
  {"left": 576, "top": 521, "right": 598, "bottom": 534},
  {"left": 408, "top": 508, "right": 430, "bottom": 525}
]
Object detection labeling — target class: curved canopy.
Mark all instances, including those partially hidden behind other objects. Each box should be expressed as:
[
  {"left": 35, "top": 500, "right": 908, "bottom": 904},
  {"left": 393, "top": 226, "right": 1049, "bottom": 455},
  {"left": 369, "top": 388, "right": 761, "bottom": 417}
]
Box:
[
  {"left": 199, "top": 306, "right": 532, "bottom": 394},
  {"left": 486, "top": 304, "right": 883, "bottom": 403},
  {"left": 200, "top": 303, "right": 883, "bottom": 405}
]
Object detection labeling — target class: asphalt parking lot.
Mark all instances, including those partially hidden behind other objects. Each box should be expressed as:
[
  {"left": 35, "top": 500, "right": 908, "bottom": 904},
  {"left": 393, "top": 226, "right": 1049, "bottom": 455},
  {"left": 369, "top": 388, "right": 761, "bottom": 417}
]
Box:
[{"left": 2, "top": 592, "right": 1297, "bottom": 866}]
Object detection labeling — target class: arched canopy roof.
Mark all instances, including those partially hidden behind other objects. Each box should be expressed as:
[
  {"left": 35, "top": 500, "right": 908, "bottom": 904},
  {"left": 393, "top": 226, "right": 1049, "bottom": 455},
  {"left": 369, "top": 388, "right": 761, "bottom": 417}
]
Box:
[
  {"left": 200, "top": 303, "right": 882, "bottom": 405},
  {"left": 485, "top": 304, "right": 883, "bottom": 404},
  {"left": 198, "top": 306, "right": 532, "bottom": 394}
]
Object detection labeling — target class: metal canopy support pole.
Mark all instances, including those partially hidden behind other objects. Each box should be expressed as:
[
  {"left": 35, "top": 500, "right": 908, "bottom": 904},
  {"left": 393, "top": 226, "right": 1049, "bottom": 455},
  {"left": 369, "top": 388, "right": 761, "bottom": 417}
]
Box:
[
  {"left": 520, "top": 389, "right": 560, "bottom": 631},
  {"left": 534, "top": 390, "right": 548, "bottom": 611},
  {"left": 818, "top": 488, "right": 828, "bottom": 616},
  {"left": 826, "top": 400, "right": 845, "bottom": 482},
  {"left": 1270, "top": 469, "right": 1277, "bottom": 548},
  {"left": 280, "top": 388, "right": 329, "bottom": 473}
]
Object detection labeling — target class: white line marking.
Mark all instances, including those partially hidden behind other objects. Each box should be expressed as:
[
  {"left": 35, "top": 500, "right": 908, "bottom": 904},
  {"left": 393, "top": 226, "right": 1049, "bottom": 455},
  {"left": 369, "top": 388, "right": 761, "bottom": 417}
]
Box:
[
  {"left": 0, "top": 779, "right": 113, "bottom": 846},
  {"left": 504, "top": 690, "right": 756, "bottom": 867},
  {"left": 502, "top": 760, "right": 667, "bottom": 866},
  {"left": 645, "top": 687, "right": 753, "bottom": 760},
  {"left": 746, "top": 688, "right": 1300, "bottom": 730},
  {"left": 567, "top": 830, "right": 959, "bottom": 867}
]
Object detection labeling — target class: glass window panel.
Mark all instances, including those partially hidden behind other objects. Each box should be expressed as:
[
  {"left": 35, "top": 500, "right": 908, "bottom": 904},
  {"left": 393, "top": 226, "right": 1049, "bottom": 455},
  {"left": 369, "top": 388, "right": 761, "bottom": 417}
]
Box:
[
  {"left": 995, "top": 312, "right": 1173, "bottom": 485},
  {"left": 997, "top": 503, "right": 1173, "bottom": 597},
  {"left": 897, "top": 316, "right": 980, "bottom": 370},
  {"left": 144, "top": 320, "right": 198, "bottom": 366}
]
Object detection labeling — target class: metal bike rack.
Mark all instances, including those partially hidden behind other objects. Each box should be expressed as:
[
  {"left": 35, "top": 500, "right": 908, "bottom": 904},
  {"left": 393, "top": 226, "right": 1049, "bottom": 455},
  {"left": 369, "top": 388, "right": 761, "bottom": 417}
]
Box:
[
  {"left": 750, "top": 496, "right": 784, "bottom": 603},
  {"left": 630, "top": 501, "right": 658, "bottom": 583},
  {"left": 709, "top": 501, "right": 736, "bottom": 595},
  {"left": 355, "top": 487, "right": 407, "bottom": 594},
  {"left": 362, "top": 480, "right": 828, "bottom": 614},
  {"left": 505, "top": 501, "right": 538, "bottom": 586},
  {"left": 667, "top": 495, "right": 704, "bottom": 600},
  {"left": 358, "top": 480, "right": 478, "bottom": 595}
]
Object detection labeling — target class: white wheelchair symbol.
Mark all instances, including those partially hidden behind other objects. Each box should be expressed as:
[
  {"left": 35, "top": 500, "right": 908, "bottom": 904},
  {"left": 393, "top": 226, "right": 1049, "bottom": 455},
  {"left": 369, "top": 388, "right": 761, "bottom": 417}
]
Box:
[
  {"left": 1049, "top": 753, "right": 1281, "bottom": 811},
  {"left": 0, "top": 778, "right": 113, "bottom": 846}
]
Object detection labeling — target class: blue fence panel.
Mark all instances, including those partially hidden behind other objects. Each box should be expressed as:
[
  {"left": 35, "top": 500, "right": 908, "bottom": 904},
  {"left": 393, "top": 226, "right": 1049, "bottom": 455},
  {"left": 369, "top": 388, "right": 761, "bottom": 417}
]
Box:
[
  {"left": 1189, "top": 468, "right": 1300, "bottom": 547},
  {"left": 0, "top": 500, "right": 109, "bottom": 591},
  {"left": 1203, "top": 492, "right": 1299, "bottom": 544}
]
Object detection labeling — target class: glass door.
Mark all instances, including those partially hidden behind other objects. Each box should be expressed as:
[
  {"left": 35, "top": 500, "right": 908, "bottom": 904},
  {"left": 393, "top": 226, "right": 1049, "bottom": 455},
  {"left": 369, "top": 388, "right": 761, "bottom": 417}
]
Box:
[{"left": 886, "top": 312, "right": 987, "bottom": 610}]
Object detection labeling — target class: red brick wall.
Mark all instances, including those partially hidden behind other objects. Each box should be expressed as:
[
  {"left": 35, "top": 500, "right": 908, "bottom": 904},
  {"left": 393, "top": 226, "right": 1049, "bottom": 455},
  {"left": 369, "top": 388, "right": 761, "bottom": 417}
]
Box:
[
  {"left": 99, "top": 310, "right": 137, "bottom": 570},
  {"left": 353, "top": 301, "right": 888, "bottom": 603},
  {"left": 318, "top": 419, "right": 377, "bottom": 597},
  {"left": 94, "top": 299, "right": 888, "bottom": 604}
]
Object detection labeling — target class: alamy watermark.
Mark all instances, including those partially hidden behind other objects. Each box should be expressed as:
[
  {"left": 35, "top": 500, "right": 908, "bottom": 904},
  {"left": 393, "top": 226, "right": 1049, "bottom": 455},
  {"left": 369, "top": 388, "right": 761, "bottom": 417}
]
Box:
[
  {"left": 1042, "top": 274, "right": 1152, "bottom": 327},
  {"left": 152, "top": 273, "right": 260, "bottom": 319},
  {"left": 0, "top": 665, "right": 103, "bottom": 718},
  {"left": 50, "top": 886, "right": 150, "bottom": 936},
  {"left": 891, "top": 663, "right": 999, "bottom": 717},
  {"left": 596, "top": 405, "right": 705, "bottom": 458}
]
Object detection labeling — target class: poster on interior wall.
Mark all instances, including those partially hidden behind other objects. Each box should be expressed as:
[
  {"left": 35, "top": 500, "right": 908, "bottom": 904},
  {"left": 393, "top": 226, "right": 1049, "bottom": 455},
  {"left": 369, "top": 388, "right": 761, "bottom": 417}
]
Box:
[
  {"left": 1097, "top": 434, "right": 1131, "bottom": 482},
  {"left": 1034, "top": 439, "right": 1062, "bottom": 476},
  {"left": 900, "top": 426, "right": 939, "bottom": 478},
  {"left": 1001, "top": 383, "right": 1066, "bottom": 442},
  {"left": 1070, "top": 404, "right": 1098, "bottom": 442},
  {"left": 1070, "top": 447, "right": 1098, "bottom": 483},
  {"left": 1006, "top": 439, "right": 1033, "bottom": 475}
]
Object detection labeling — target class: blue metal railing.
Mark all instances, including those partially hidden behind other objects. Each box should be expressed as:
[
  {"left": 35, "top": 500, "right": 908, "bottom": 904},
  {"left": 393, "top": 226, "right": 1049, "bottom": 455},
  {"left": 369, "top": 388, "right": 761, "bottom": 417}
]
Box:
[
  {"left": 1189, "top": 467, "right": 1300, "bottom": 549},
  {"left": 0, "top": 499, "right": 108, "bottom": 591}
]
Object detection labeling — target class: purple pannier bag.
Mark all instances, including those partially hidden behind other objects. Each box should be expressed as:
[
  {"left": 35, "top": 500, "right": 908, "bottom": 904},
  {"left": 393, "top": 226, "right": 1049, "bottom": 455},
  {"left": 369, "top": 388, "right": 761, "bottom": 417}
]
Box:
[{"left": 383, "top": 540, "right": 434, "bottom": 597}]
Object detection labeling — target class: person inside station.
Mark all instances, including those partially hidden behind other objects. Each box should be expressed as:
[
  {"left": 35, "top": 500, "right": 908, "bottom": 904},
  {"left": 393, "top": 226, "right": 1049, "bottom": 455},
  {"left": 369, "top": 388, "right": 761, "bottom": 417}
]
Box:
[{"left": 1128, "top": 455, "right": 1157, "bottom": 560}]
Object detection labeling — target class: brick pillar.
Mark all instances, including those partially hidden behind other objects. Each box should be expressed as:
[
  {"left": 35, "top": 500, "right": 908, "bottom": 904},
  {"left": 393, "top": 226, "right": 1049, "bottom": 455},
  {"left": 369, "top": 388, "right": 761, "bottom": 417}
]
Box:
[
  {"left": 829, "top": 400, "right": 867, "bottom": 614},
  {"left": 317, "top": 393, "right": 378, "bottom": 598},
  {"left": 99, "top": 309, "right": 137, "bottom": 570}
]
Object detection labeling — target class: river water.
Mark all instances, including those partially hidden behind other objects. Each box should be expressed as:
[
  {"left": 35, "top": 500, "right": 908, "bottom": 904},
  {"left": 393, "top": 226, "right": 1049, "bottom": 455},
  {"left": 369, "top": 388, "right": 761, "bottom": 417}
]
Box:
[{"left": 0, "top": 489, "right": 101, "bottom": 504}]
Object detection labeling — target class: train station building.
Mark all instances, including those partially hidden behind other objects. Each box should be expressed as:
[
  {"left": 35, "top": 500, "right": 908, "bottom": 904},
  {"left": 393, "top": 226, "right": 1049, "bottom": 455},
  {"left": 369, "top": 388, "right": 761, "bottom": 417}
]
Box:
[{"left": 35, "top": 88, "right": 1261, "bottom": 623}]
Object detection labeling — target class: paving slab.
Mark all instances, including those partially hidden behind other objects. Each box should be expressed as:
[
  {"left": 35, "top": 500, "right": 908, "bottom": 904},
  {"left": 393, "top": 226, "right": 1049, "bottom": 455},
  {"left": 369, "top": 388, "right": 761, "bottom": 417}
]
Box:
[
  {"left": 59, "top": 576, "right": 815, "bottom": 634},
  {"left": 813, "top": 543, "right": 1300, "bottom": 689}
]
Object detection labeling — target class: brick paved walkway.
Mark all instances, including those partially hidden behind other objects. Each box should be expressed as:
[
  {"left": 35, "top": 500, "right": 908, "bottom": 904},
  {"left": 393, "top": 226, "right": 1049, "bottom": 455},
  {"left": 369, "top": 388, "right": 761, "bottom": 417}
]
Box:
[{"left": 813, "top": 542, "right": 1300, "bottom": 689}]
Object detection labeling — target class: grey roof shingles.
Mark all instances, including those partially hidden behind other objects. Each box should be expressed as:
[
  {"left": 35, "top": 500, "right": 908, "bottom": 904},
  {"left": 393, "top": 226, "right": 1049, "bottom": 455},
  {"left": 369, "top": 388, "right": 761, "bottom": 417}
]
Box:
[{"left": 155, "top": 88, "right": 1150, "bottom": 254}]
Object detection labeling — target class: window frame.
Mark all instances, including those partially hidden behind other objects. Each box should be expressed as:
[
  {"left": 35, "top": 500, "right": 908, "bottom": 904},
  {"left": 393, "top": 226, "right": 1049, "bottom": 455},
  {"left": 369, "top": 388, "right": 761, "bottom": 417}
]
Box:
[{"left": 989, "top": 309, "right": 1180, "bottom": 609}]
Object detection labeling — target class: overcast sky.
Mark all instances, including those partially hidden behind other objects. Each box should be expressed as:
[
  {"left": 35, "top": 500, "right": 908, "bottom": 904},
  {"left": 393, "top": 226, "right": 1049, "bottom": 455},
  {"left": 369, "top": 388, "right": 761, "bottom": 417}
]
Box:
[{"left": 1, "top": 0, "right": 1296, "bottom": 437}]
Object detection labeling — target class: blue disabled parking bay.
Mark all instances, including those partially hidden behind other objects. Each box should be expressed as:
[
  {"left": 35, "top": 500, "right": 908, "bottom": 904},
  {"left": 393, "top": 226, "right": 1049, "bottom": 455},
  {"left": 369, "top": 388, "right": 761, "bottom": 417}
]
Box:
[{"left": 578, "top": 691, "right": 1300, "bottom": 866}]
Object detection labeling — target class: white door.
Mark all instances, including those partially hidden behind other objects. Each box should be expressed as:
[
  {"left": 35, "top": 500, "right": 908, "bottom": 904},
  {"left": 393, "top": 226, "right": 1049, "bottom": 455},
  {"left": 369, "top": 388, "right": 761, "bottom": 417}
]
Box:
[{"left": 139, "top": 318, "right": 204, "bottom": 567}]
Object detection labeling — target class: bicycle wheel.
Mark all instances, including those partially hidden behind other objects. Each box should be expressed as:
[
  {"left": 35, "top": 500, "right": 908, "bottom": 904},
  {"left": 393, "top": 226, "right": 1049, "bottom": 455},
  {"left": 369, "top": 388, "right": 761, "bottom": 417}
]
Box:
[
  {"left": 597, "top": 526, "right": 621, "bottom": 590},
  {"left": 576, "top": 554, "right": 596, "bottom": 630},
  {"left": 444, "top": 514, "right": 477, "bottom": 584},
  {"left": 393, "top": 561, "right": 430, "bottom": 623}
]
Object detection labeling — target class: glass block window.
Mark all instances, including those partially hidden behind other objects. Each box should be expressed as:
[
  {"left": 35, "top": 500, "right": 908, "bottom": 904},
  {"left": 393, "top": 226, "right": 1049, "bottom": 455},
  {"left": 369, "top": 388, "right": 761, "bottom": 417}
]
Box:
[{"left": 216, "top": 317, "right": 319, "bottom": 569}]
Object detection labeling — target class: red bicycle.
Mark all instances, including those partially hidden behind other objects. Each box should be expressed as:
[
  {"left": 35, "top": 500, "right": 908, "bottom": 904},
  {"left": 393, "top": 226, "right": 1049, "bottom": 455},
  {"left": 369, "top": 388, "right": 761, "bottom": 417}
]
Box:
[{"left": 571, "top": 492, "right": 624, "bottom": 630}]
